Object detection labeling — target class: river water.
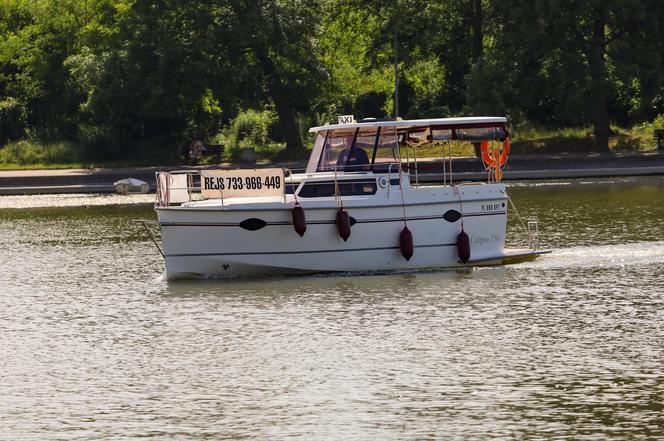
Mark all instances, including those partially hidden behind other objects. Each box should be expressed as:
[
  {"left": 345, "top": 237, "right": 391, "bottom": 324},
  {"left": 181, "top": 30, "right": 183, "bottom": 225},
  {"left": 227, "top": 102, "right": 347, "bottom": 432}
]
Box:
[{"left": 1, "top": 177, "right": 663, "bottom": 439}]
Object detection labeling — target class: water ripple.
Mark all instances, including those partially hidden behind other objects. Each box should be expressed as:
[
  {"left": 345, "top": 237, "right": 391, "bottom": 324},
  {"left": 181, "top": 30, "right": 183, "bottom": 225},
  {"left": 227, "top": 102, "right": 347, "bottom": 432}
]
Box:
[{"left": 1, "top": 179, "right": 663, "bottom": 439}]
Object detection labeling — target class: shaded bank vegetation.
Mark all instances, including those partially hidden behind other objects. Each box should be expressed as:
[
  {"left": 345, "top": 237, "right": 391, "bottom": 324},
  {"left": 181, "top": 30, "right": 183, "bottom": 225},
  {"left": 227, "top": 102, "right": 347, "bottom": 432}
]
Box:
[{"left": 1, "top": 0, "right": 663, "bottom": 167}]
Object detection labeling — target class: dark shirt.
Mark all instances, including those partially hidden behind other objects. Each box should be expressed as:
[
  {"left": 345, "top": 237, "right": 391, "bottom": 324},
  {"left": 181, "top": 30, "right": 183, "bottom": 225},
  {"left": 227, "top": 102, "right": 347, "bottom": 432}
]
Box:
[{"left": 337, "top": 148, "right": 369, "bottom": 171}]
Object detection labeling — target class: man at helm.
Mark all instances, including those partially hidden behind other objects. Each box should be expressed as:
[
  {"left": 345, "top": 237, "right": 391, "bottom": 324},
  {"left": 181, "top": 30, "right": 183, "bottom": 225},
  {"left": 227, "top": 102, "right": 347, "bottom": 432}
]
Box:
[{"left": 336, "top": 135, "right": 370, "bottom": 171}]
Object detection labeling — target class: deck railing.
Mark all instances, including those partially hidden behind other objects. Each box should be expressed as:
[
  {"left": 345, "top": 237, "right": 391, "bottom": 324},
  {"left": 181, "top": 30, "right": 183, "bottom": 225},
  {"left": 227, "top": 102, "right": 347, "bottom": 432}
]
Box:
[
  {"left": 155, "top": 170, "right": 199, "bottom": 207},
  {"left": 154, "top": 163, "right": 438, "bottom": 208}
]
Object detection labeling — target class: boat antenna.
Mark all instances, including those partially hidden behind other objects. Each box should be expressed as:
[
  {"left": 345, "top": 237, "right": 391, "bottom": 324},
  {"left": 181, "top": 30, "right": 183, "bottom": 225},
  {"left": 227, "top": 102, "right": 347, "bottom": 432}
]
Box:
[{"left": 393, "top": 0, "right": 399, "bottom": 119}]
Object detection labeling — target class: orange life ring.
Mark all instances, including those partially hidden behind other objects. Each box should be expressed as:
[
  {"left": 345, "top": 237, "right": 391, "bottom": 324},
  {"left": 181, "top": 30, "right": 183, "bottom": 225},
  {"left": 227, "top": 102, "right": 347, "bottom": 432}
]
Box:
[{"left": 481, "top": 138, "right": 510, "bottom": 169}]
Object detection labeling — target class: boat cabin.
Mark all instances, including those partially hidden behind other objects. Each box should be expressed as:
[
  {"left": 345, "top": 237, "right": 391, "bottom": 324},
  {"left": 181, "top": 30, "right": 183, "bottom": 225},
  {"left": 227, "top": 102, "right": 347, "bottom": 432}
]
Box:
[
  {"left": 154, "top": 116, "right": 510, "bottom": 207},
  {"left": 306, "top": 116, "right": 509, "bottom": 175}
]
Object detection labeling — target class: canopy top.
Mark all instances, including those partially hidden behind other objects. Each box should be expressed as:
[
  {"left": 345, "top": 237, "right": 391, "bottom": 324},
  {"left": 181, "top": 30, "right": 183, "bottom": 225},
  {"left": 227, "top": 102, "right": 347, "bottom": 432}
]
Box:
[{"left": 308, "top": 116, "right": 508, "bottom": 133}]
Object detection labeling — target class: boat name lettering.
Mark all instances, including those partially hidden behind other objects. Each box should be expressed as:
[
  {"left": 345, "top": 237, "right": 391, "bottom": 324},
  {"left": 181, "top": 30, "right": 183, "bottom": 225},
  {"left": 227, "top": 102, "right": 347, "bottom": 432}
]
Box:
[{"left": 471, "top": 234, "right": 500, "bottom": 245}]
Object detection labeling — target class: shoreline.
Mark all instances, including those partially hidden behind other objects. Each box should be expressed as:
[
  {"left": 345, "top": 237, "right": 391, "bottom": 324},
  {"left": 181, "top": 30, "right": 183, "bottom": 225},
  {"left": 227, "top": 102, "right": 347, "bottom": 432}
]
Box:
[{"left": 1, "top": 150, "right": 663, "bottom": 195}]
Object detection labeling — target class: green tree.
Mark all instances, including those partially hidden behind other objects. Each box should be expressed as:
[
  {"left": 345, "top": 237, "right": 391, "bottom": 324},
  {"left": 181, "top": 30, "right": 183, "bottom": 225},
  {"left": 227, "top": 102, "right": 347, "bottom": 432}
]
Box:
[
  {"left": 316, "top": 2, "right": 393, "bottom": 119},
  {"left": 227, "top": 0, "right": 324, "bottom": 158},
  {"left": 0, "top": 0, "right": 84, "bottom": 140},
  {"left": 468, "top": 0, "right": 664, "bottom": 150},
  {"left": 545, "top": 0, "right": 660, "bottom": 150},
  {"left": 2, "top": 0, "right": 664, "bottom": 161},
  {"left": 68, "top": 0, "right": 235, "bottom": 157}
]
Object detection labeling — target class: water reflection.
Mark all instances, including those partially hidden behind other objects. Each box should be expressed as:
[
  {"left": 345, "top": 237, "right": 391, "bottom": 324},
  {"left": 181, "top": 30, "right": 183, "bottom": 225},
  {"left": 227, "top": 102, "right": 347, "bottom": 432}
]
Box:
[
  {"left": 1, "top": 178, "right": 663, "bottom": 439},
  {"left": 506, "top": 176, "right": 664, "bottom": 248}
]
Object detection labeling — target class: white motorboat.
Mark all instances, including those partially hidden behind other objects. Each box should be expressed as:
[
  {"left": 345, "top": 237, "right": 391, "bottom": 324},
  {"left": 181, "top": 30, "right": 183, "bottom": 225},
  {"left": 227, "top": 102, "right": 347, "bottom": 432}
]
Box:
[
  {"left": 145, "top": 116, "right": 546, "bottom": 279},
  {"left": 114, "top": 177, "right": 149, "bottom": 194}
]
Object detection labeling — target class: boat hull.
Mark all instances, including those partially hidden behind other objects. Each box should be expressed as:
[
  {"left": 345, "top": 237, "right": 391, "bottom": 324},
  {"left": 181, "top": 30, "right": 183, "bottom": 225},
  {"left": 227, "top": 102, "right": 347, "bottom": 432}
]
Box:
[{"left": 157, "top": 184, "right": 512, "bottom": 279}]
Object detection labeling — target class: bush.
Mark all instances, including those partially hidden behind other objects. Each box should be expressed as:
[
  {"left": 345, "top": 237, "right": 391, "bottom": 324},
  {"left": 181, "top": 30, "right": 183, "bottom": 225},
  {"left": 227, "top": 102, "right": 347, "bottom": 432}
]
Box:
[
  {"left": 653, "top": 114, "right": 664, "bottom": 130},
  {"left": 0, "top": 139, "right": 83, "bottom": 165},
  {"left": 225, "top": 109, "right": 279, "bottom": 149},
  {"left": 614, "top": 136, "right": 641, "bottom": 151},
  {"left": 0, "top": 98, "right": 28, "bottom": 145},
  {"left": 212, "top": 108, "right": 287, "bottom": 161},
  {"left": 77, "top": 124, "right": 129, "bottom": 160}
]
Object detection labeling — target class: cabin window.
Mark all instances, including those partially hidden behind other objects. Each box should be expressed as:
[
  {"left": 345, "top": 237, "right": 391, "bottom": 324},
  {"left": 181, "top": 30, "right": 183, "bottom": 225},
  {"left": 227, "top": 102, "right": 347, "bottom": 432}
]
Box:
[
  {"left": 289, "top": 179, "right": 378, "bottom": 198},
  {"left": 316, "top": 129, "right": 373, "bottom": 172},
  {"left": 371, "top": 126, "right": 399, "bottom": 173},
  {"left": 307, "top": 122, "right": 508, "bottom": 174},
  {"left": 306, "top": 130, "right": 328, "bottom": 173},
  {"left": 312, "top": 126, "right": 400, "bottom": 173},
  {"left": 316, "top": 131, "right": 351, "bottom": 171}
]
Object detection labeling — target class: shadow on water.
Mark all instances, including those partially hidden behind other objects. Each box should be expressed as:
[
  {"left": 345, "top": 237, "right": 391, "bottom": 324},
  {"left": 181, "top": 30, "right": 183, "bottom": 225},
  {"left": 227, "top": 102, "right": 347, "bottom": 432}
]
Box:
[{"left": 159, "top": 268, "right": 471, "bottom": 298}]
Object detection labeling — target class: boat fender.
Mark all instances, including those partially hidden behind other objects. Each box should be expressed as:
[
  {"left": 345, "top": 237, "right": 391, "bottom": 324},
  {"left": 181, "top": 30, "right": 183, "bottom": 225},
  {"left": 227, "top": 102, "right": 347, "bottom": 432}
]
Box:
[
  {"left": 336, "top": 208, "right": 351, "bottom": 241},
  {"left": 457, "top": 229, "right": 471, "bottom": 263},
  {"left": 291, "top": 202, "right": 307, "bottom": 237},
  {"left": 399, "top": 226, "right": 414, "bottom": 261}
]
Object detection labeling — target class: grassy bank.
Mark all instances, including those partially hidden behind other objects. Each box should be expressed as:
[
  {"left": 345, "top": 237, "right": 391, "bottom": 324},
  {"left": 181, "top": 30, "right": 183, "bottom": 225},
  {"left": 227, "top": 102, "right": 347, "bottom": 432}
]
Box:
[
  {"left": 0, "top": 139, "right": 187, "bottom": 170},
  {"left": 509, "top": 123, "right": 661, "bottom": 155},
  {"left": 0, "top": 137, "right": 314, "bottom": 171},
  {"left": 1, "top": 123, "right": 661, "bottom": 171}
]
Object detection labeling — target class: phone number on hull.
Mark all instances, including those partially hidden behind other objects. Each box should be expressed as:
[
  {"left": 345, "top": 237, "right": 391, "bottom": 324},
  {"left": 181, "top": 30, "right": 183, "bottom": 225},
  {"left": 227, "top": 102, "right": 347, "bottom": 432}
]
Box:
[{"left": 203, "top": 175, "right": 282, "bottom": 191}]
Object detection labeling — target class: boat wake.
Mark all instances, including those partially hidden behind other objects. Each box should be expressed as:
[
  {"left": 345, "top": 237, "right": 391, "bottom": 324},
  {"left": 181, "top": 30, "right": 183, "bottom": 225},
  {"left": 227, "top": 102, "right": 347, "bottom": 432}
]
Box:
[{"left": 516, "top": 241, "right": 664, "bottom": 270}]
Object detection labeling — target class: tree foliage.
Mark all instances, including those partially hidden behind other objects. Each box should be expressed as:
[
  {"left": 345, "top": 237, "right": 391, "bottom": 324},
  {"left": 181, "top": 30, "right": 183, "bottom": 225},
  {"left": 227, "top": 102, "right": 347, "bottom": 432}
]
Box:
[{"left": 1, "top": 0, "right": 663, "bottom": 159}]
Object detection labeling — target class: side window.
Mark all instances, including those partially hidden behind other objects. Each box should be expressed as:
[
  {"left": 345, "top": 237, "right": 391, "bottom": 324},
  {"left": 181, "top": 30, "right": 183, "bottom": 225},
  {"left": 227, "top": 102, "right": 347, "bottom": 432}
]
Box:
[{"left": 297, "top": 179, "right": 377, "bottom": 198}]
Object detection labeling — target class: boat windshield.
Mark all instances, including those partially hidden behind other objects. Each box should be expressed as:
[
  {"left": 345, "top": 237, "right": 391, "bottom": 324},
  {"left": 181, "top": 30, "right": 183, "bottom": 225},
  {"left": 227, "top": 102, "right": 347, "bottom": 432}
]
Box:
[
  {"left": 307, "top": 127, "right": 399, "bottom": 173},
  {"left": 304, "top": 120, "right": 508, "bottom": 174}
]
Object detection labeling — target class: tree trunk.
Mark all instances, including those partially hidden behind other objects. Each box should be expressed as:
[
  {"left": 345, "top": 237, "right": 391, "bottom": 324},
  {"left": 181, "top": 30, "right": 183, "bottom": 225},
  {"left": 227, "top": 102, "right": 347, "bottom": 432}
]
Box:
[
  {"left": 232, "top": 2, "right": 304, "bottom": 159},
  {"left": 587, "top": 4, "right": 610, "bottom": 152},
  {"left": 471, "top": 0, "right": 483, "bottom": 63},
  {"left": 251, "top": 42, "right": 304, "bottom": 158}
]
